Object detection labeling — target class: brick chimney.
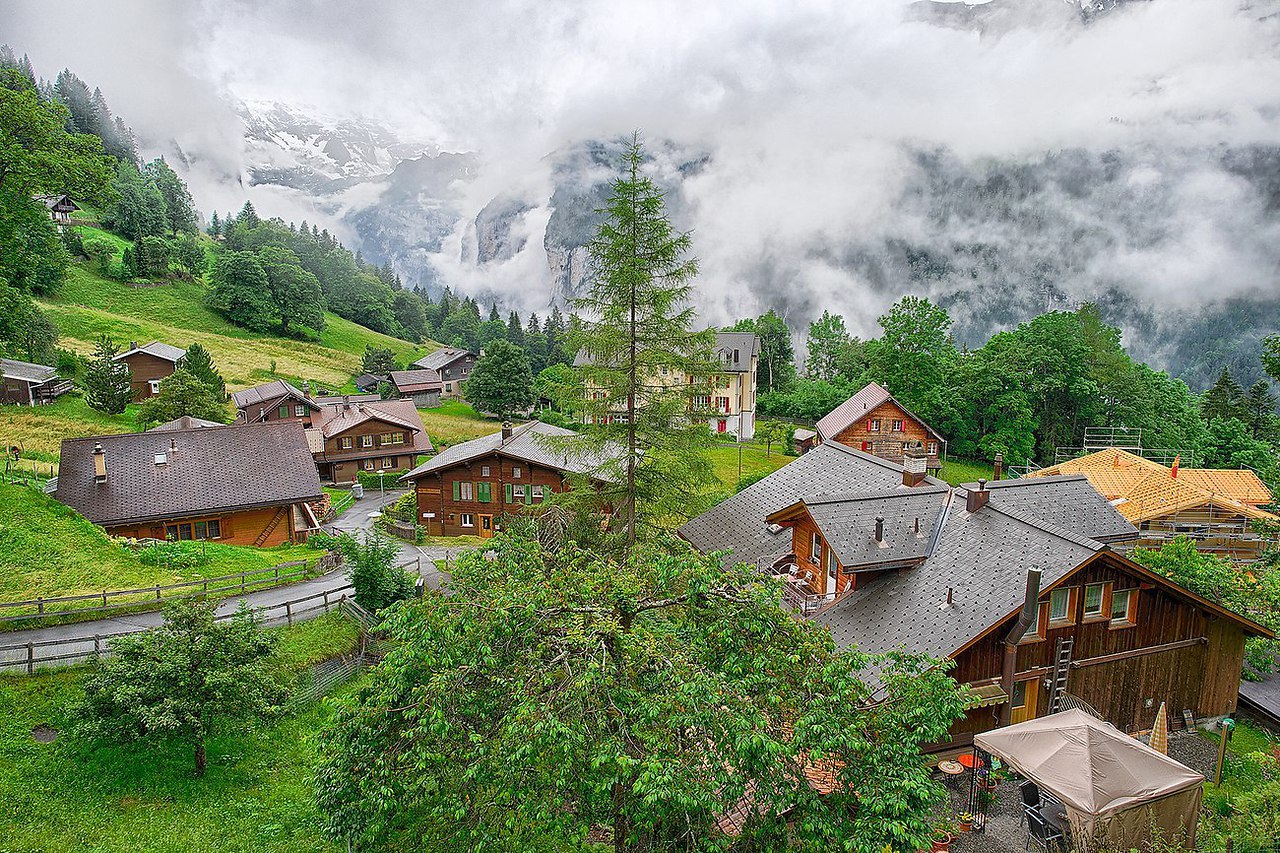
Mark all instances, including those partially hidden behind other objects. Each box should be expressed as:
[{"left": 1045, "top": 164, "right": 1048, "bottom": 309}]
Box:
[
  {"left": 993, "top": 452, "right": 1004, "bottom": 481},
  {"left": 902, "top": 441, "right": 928, "bottom": 487},
  {"left": 501, "top": 421, "right": 514, "bottom": 441},
  {"left": 93, "top": 442, "right": 107, "bottom": 483},
  {"left": 966, "top": 479, "right": 990, "bottom": 513}
]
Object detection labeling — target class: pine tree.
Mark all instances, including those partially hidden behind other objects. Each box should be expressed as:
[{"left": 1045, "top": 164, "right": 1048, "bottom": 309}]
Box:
[
  {"left": 568, "top": 135, "right": 717, "bottom": 554},
  {"left": 82, "top": 335, "right": 134, "bottom": 414},
  {"left": 182, "top": 342, "right": 227, "bottom": 402},
  {"left": 488, "top": 302, "right": 501, "bottom": 322},
  {"left": 1201, "top": 368, "right": 1246, "bottom": 423},
  {"left": 238, "top": 200, "right": 260, "bottom": 229},
  {"left": 506, "top": 310, "right": 525, "bottom": 347},
  {"left": 208, "top": 211, "right": 221, "bottom": 237}
]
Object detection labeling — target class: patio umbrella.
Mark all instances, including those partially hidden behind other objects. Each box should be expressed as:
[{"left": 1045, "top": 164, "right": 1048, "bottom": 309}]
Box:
[{"left": 1150, "top": 702, "right": 1169, "bottom": 755}]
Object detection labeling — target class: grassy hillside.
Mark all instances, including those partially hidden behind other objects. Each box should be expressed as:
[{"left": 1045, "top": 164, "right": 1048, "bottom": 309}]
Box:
[
  {"left": 0, "top": 481, "right": 322, "bottom": 606},
  {"left": 0, "top": 395, "right": 140, "bottom": 463},
  {"left": 41, "top": 262, "right": 430, "bottom": 393}
]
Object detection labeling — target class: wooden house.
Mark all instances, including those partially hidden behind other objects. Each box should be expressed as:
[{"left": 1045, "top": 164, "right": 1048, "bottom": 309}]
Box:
[
  {"left": 232, "top": 379, "right": 322, "bottom": 427},
  {"left": 388, "top": 368, "right": 443, "bottom": 407},
  {"left": 55, "top": 422, "right": 324, "bottom": 547},
  {"left": 412, "top": 348, "right": 477, "bottom": 399},
  {"left": 815, "top": 381, "right": 944, "bottom": 470},
  {"left": 37, "top": 194, "right": 80, "bottom": 227},
  {"left": 112, "top": 341, "right": 187, "bottom": 401},
  {"left": 308, "top": 398, "right": 433, "bottom": 485},
  {"left": 680, "top": 445, "right": 1271, "bottom": 747},
  {"left": 1, "top": 358, "right": 72, "bottom": 406},
  {"left": 1027, "top": 447, "right": 1278, "bottom": 561},
  {"left": 400, "top": 421, "right": 607, "bottom": 538}
]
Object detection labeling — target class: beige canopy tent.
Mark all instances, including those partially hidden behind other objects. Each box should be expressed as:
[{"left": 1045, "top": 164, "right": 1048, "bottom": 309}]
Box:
[{"left": 974, "top": 710, "right": 1203, "bottom": 850}]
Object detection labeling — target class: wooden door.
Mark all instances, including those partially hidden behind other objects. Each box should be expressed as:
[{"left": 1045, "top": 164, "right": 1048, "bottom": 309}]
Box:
[
  {"left": 1011, "top": 678, "right": 1040, "bottom": 724},
  {"left": 479, "top": 515, "right": 494, "bottom": 538}
]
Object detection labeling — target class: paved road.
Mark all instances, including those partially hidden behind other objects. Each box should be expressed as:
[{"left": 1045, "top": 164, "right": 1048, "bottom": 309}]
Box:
[{"left": 0, "top": 490, "right": 470, "bottom": 659}]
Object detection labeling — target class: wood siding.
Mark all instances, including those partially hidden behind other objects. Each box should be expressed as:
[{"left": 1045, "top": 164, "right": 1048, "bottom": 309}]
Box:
[
  {"left": 105, "top": 503, "right": 297, "bottom": 547},
  {"left": 237, "top": 396, "right": 315, "bottom": 427},
  {"left": 413, "top": 454, "right": 569, "bottom": 537},
  {"left": 1, "top": 377, "right": 36, "bottom": 406},
  {"left": 118, "top": 352, "right": 178, "bottom": 401},
  {"left": 830, "top": 401, "right": 940, "bottom": 468},
  {"left": 1136, "top": 506, "right": 1271, "bottom": 562}
]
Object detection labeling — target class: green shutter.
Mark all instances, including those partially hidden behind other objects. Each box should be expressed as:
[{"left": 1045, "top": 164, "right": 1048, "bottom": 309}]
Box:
[
  {"left": 452, "top": 480, "right": 461, "bottom": 501},
  {"left": 524, "top": 487, "right": 532, "bottom": 505},
  {"left": 504, "top": 484, "right": 513, "bottom": 503},
  {"left": 478, "top": 482, "right": 490, "bottom": 503}
]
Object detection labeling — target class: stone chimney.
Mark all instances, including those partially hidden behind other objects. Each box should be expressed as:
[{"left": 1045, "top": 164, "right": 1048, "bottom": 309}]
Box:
[
  {"left": 343, "top": 395, "right": 351, "bottom": 411},
  {"left": 501, "top": 421, "right": 514, "bottom": 441},
  {"left": 993, "top": 452, "right": 1004, "bottom": 481},
  {"left": 302, "top": 379, "right": 311, "bottom": 397},
  {"left": 902, "top": 441, "right": 928, "bottom": 487},
  {"left": 966, "top": 479, "right": 990, "bottom": 513},
  {"left": 93, "top": 442, "right": 107, "bottom": 483}
]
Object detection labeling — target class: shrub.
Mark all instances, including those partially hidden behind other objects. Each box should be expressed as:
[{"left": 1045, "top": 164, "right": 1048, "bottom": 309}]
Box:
[{"left": 133, "top": 539, "right": 212, "bottom": 570}]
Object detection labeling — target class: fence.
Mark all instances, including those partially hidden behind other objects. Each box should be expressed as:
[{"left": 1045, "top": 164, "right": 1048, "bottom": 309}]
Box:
[
  {"left": 0, "top": 581, "right": 357, "bottom": 674},
  {"left": 0, "top": 554, "right": 341, "bottom": 625}
]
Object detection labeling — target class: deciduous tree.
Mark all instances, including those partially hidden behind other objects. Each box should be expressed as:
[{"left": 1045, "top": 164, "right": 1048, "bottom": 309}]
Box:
[
  {"left": 137, "top": 369, "right": 229, "bottom": 426},
  {"left": 208, "top": 250, "right": 274, "bottom": 332},
  {"left": 465, "top": 339, "right": 535, "bottom": 420},
  {"left": 360, "top": 344, "right": 398, "bottom": 376},
  {"left": 257, "top": 245, "right": 325, "bottom": 333}
]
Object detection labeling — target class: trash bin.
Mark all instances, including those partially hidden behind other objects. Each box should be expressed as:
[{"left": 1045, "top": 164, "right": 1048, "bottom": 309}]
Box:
[{"left": 352, "top": 483, "right": 364, "bottom": 499}]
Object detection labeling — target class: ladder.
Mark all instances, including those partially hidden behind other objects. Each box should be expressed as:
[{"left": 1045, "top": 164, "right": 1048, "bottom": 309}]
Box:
[
  {"left": 254, "top": 506, "right": 288, "bottom": 547},
  {"left": 1047, "top": 637, "right": 1075, "bottom": 714}
]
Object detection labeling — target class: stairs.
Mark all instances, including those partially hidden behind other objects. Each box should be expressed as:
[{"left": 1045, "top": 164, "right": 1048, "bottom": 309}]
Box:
[
  {"left": 254, "top": 507, "right": 288, "bottom": 547},
  {"left": 1047, "top": 637, "right": 1075, "bottom": 713}
]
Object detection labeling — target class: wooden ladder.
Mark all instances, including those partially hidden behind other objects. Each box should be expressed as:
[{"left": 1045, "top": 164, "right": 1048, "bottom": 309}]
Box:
[
  {"left": 254, "top": 507, "right": 288, "bottom": 547},
  {"left": 1048, "top": 637, "right": 1075, "bottom": 713}
]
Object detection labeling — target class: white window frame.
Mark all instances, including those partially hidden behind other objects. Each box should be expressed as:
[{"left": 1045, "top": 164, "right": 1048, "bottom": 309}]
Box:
[
  {"left": 1111, "top": 589, "right": 1137, "bottom": 628},
  {"left": 361, "top": 435, "right": 374, "bottom": 448},
  {"left": 1083, "top": 583, "right": 1109, "bottom": 620},
  {"left": 461, "top": 513, "right": 474, "bottom": 528},
  {"left": 512, "top": 466, "right": 522, "bottom": 479},
  {"left": 294, "top": 404, "right": 306, "bottom": 417},
  {"left": 810, "top": 532, "right": 823, "bottom": 566},
  {"left": 363, "top": 459, "right": 375, "bottom": 471},
  {"left": 148, "top": 379, "right": 161, "bottom": 394},
  {"left": 481, "top": 465, "right": 490, "bottom": 477},
  {"left": 513, "top": 484, "right": 527, "bottom": 501},
  {"left": 380, "top": 457, "right": 394, "bottom": 470},
  {"left": 340, "top": 437, "right": 353, "bottom": 449},
  {"left": 532, "top": 485, "right": 544, "bottom": 501},
  {"left": 459, "top": 481, "right": 474, "bottom": 501}
]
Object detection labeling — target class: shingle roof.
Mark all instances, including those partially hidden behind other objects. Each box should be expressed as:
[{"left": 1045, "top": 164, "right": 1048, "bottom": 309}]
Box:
[
  {"left": 114, "top": 341, "right": 187, "bottom": 363},
  {"left": 354, "top": 373, "right": 386, "bottom": 391},
  {"left": 814, "top": 383, "right": 892, "bottom": 441},
  {"left": 230, "top": 379, "right": 312, "bottom": 411},
  {"left": 975, "top": 476, "right": 1139, "bottom": 542},
  {"left": 712, "top": 332, "right": 760, "bottom": 374},
  {"left": 413, "top": 347, "right": 474, "bottom": 371},
  {"left": 798, "top": 487, "right": 950, "bottom": 569},
  {"left": 677, "top": 442, "right": 946, "bottom": 568},
  {"left": 313, "top": 399, "right": 431, "bottom": 448},
  {"left": 148, "top": 415, "right": 224, "bottom": 432},
  {"left": 312, "top": 393, "right": 382, "bottom": 407},
  {"left": 400, "top": 421, "right": 607, "bottom": 481},
  {"left": 55, "top": 422, "right": 323, "bottom": 527},
  {"left": 389, "top": 368, "right": 443, "bottom": 393},
  {"left": 0, "top": 358, "right": 57, "bottom": 384}
]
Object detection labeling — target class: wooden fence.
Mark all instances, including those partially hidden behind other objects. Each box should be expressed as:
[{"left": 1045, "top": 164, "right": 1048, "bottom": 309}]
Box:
[
  {"left": 0, "top": 553, "right": 341, "bottom": 625},
  {"left": 0, "top": 581, "right": 356, "bottom": 674}
]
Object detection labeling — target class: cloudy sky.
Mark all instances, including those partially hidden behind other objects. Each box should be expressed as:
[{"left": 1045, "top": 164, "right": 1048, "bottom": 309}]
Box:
[{"left": 7, "top": 0, "right": 1280, "bottom": 341}]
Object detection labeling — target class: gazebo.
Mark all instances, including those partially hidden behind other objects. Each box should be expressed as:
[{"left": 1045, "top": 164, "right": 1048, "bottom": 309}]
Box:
[{"left": 972, "top": 710, "right": 1204, "bottom": 850}]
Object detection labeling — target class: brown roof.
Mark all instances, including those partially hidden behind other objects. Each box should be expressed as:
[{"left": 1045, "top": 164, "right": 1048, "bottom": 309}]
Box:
[
  {"left": 55, "top": 422, "right": 323, "bottom": 527},
  {"left": 815, "top": 382, "right": 944, "bottom": 444},
  {"left": 389, "top": 368, "right": 443, "bottom": 394},
  {"left": 230, "top": 379, "right": 315, "bottom": 412},
  {"left": 312, "top": 399, "right": 434, "bottom": 457}
]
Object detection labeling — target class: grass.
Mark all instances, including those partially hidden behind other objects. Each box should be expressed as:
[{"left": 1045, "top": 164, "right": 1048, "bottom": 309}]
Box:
[
  {"left": 0, "top": 395, "right": 142, "bottom": 464},
  {"left": 707, "top": 443, "right": 791, "bottom": 490},
  {"left": 40, "top": 261, "right": 429, "bottom": 392},
  {"left": 416, "top": 400, "right": 501, "bottom": 448},
  {"left": 939, "top": 457, "right": 995, "bottom": 486},
  {"left": 0, "top": 481, "right": 324, "bottom": 608},
  {"left": 0, "top": 615, "right": 359, "bottom": 853}
]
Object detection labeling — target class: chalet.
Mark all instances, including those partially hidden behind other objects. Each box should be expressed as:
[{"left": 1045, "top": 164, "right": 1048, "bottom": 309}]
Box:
[
  {"left": 37, "top": 194, "right": 79, "bottom": 227},
  {"left": 113, "top": 341, "right": 187, "bottom": 401},
  {"left": 308, "top": 398, "right": 433, "bottom": 484},
  {"left": 400, "top": 421, "right": 608, "bottom": 538},
  {"left": 573, "top": 331, "right": 761, "bottom": 439},
  {"left": 1027, "top": 447, "right": 1279, "bottom": 561},
  {"left": 232, "top": 379, "right": 322, "bottom": 427},
  {"left": 388, "top": 368, "right": 443, "bottom": 407},
  {"left": 354, "top": 373, "right": 386, "bottom": 393},
  {"left": 815, "top": 381, "right": 944, "bottom": 471},
  {"left": 412, "top": 347, "right": 477, "bottom": 398},
  {"left": 1, "top": 358, "right": 71, "bottom": 406},
  {"left": 679, "top": 444, "right": 1271, "bottom": 747},
  {"left": 55, "top": 422, "right": 324, "bottom": 547}
]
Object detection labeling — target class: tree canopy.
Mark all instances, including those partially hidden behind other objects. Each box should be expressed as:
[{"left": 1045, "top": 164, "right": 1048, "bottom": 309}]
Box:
[{"left": 464, "top": 339, "right": 535, "bottom": 420}]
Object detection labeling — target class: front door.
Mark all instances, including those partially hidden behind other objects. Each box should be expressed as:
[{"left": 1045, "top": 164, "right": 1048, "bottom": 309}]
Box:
[
  {"left": 1011, "top": 678, "right": 1040, "bottom": 724},
  {"left": 479, "top": 514, "right": 494, "bottom": 538}
]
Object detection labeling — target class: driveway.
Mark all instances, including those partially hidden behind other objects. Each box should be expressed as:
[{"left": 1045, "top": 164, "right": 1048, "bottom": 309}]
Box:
[{"left": 324, "top": 489, "right": 469, "bottom": 592}]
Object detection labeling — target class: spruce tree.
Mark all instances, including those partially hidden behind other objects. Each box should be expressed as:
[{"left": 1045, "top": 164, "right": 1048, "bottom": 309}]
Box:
[
  {"left": 1201, "top": 368, "right": 1245, "bottom": 423},
  {"left": 506, "top": 310, "right": 525, "bottom": 346},
  {"left": 567, "top": 134, "right": 717, "bottom": 554},
  {"left": 208, "top": 211, "right": 221, "bottom": 238},
  {"left": 83, "top": 335, "right": 134, "bottom": 414},
  {"left": 182, "top": 342, "right": 227, "bottom": 401}
]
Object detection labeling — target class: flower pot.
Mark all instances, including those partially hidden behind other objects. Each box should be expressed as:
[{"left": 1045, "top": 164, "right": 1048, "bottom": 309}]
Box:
[
  {"left": 958, "top": 819, "right": 973, "bottom": 833},
  {"left": 931, "top": 833, "right": 953, "bottom": 852}
]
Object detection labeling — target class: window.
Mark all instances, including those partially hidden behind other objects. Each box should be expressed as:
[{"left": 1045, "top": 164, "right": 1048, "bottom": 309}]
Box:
[
  {"left": 295, "top": 404, "right": 306, "bottom": 417},
  {"left": 532, "top": 485, "right": 544, "bottom": 502},
  {"left": 1011, "top": 680, "right": 1029, "bottom": 710},
  {"left": 167, "top": 518, "right": 224, "bottom": 542},
  {"left": 455, "top": 481, "right": 474, "bottom": 501},
  {"left": 481, "top": 465, "right": 490, "bottom": 477},
  {"left": 392, "top": 432, "right": 404, "bottom": 445},
  {"left": 1049, "top": 588, "right": 1076, "bottom": 625},
  {"left": 716, "top": 396, "right": 731, "bottom": 413},
  {"left": 340, "top": 437, "right": 353, "bottom": 449},
  {"left": 693, "top": 395, "right": 711, "bottom": 409},
  {"left": 660, "top": 364, "right": 669, "bottom": 376},
  {"left": 928, "top": 442, "right": 938, "bottom": 455},
  {"left": 361, "top": 435, "right": 374, "bottom": 448},
  {"left": 363, "top": 459, "right": 375, "bottom": 471},
  {"left": 379, "top": 432, "right": 394, "bottom": 445},
  {"left": 477, "top": 481, "right": 492, "bottom": 503},
  {"left": 512, "top": 466, "right": 522, "bottom": 479},
  {"left": 149, "top": 380, "right": 161, "bottom": 394},
  {"left": 461, "top": 513, "right": 474, "bottom": 528},
  {"left": 1083, "top": 583, "right": 1110, "bottom": 620},
  {"left": 278, "top": 404, "right": 289, "bottom": 419},
  {"left": 1111, "top": 589, "right": 1137, "bottom": 627},
  {"left": 380, "top": 457, "right": 394, "bottom": 469},
  {"left": 513, "top": 484, "right": 527, "bottom": 501},
  {"left": 892, "top": 419, "right": 904, "bottom": 432},
  {"left": 868, "top": 419, "right": 881, "bottom": 432},
  {"left": 810, "top": 532, "right": 823, "bottom": 566}
]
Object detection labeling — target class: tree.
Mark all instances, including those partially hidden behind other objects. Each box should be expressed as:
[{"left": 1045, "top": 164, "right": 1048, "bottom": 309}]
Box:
[
  {"left": 1201, "top": 368, "right": 1246, "bottom": 423},
  {"left": 1243, "top": 380, "right": 1278, "bottom": 442},
  {"left": 170, "top": 231, "right": 205, "bottom": 275},
  {"left": 391, "top": 289, "right": 428, "bottom": 341},
  {"left": 181, "top": 342, "right": 227, "bottom": 401},
  {"left": 535, "top": 363, "right": 581, "bottom": 414},
  {"left": 0, "top": 281, "right": 57, "bottom": 363},
  {"left": 360, "top": 344, "right": 398, "bottom": 376},
  {"left": 465, "top": 340, "right": 535, "bottom": 420},
  {"left": 237, "top": 200, "right": 260, "bottom": 229},
  {"left": 137, "top": 369, "right": 229, "bottom": 426},
  {"left": 506, "top": 310, "right": 525, "bottom": 347},
  {"left": 570, "top": 135, "right": 717, "bottom": 553},
  {"left": 74, "top": 600, "right": 285, "bottom": 777},
  {"left": 1264, "top": 335, "right": 1280, "bottom": 385},
  {"left": 0, "top": 189, "right": 71, "bottom": 295},
  {"left": 755, "top": 419, "right": 793, "bottom": 457},
  {"left": 334, "top": 531, "right": 415, "bottom": 612},
  {"left": 208, "top": 211, "right": 221, "bottom": 238},
  {"left": 82, "top": 234, "right": 117, "bottom": 274},
  {"left": 82, "top": 335, "right": 133, "bottom": 414},
  {"left": 257, "top": 245, "right": 325, "bottom": 333},
  {"left": 866, "top": 296, "right": 959, "bottom": 432},
  {"left": 804, "top": 310, "right": 854, "bottom": 381},
  {"left": 207, "top": 250, "right": 274, "bottom": 332},
  {"left": 314, "top": 532, "right": 966, "bottom": 851},
  {"left": 733, "top": 310, "right": 795, "bottom": 394},
  {"left": 106, "top": 163, "right": 167, "bottom": 241},
  {"left": 142, "top": 157, "right": 197, "bottom": 233},
  {"left": 137, "top": 235, "right": 172, "bottom": 278}
]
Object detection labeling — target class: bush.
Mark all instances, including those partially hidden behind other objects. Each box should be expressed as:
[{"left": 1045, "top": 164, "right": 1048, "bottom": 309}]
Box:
[
  {"left": 54, "top": 348, "right": 85, "bottom": 379},
  {"left": 339, "top": 531, "right": 415, "bottom": 612},
  {"left": 356, "top": 470, "right": 404, "bottom": 490},
  {"left": 60, "top": 228, "right": 85, "bottom": 258},
  {"left": 735, "top": 471, "right": 771, "bottom": 493},
  {"left": 132, "top": 539, "right": 212, "bottom": 570}
]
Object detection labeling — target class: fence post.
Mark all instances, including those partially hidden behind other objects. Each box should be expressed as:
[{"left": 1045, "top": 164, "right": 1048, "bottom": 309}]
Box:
[
  {"left": 286, "top": 602, "right": 293, "bottom": 627},
  {"left": 36, "top": 597, "right": 43, "bottom": 616},
  {"left": 323, "top": 590, "right": 329, "bottom": 611},
  {"left": 26, "top": 642, "right": 34, "bottom": 675},
  {"left": 1224, "top": 838, "right": 1232, "bottom": 853},
  {"left": 204, "top": 579, "right": 209, "bottom": 594},
  {"left": 275, "top": 565, "right": 280, "bottom": 583},
  {"left": 154, "top": 585, "right": 161, "bottom": 601},
  {"left": 241, "top": 572, "right": 247, "bottom": 594},
  {"left": 102, "top": 590, "right": 108, "bottom": 608}
]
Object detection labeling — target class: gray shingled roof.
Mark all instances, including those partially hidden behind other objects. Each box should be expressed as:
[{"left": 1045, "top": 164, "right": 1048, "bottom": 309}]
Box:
[
  {"left": 55, "top": 422, "right": 323, "bottom": 527},
  {"left": 978, "top": 476, "right": 1139, "bottom": 543},
  {"left": 801, "top": 486, "right": 949, "bottom": 569},
  {"left": 677, "top": 442, "right": 944, "bottom": 567},
  {"left": 389, "top": 368, "right": 442, "bottom": 393},
  {"left": 712, "top": 332, "right": 760, "bottom": 374},
  {"left": 400, "top": 421, "right": 607, "bottom": 481},
  {"left": 413, "top": 347, "right": 474, "bottom": 371},
  {"left": 0, "top": 358, "right": 58, "bottom": 383},
  {"left": 230, "top": 379, "right": 312, "bottom": 410},
  {"left": 114, "top": 341, "right": 187, "bottom": 363}
]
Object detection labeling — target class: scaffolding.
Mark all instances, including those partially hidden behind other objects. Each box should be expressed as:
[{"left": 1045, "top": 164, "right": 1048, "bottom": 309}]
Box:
[{"left": 1053, "top": 427, "right": 1199, "bottom": 468}]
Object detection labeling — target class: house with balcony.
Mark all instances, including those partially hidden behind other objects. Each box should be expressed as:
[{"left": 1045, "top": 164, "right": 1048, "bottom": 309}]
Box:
[{"left": 308, "top": 398, "right": 434, "bottom": 484}]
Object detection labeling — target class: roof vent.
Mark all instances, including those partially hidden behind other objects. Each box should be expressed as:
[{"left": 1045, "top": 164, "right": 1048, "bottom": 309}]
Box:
[
  {"left": 766, "top": 522, "right": 785, "bottom": 536},
  {"left": 874, "top": 516, "right": 885, "bottom": 544},
  {"left": 93, "top": 442, "right": 107, "bottom": 484},
  {"left": 154, "top": 453, "right": 167, "bottom": 466}
]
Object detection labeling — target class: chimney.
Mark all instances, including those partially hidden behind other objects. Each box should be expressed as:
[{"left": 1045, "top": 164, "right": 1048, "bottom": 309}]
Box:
[
  {"left": 966, "top": 479, "right": 990, "bottom": 513},
  {"left": 129, "top": 341, "right": 137, "bottom": 351},
  {"left": 501, "top": 421, "right": 514, "bottom": 441},
  {"left": 993, "top": 452, "right": 1004, "bottom": 481},
  {"left": 1000, "top": 567, "right": 1043, "bottom": 726},
  {"left": 302, "top": 379, "right": 311, "bottom": 397},
  {"left": 343, "top": 395, "right": 351, "bottom": 411},
  {"left": 93, "top": 442, "right": 107, "bottom": 483},
  {"left": 170, "top": 437, "right": 177, "bottom": 452},
  {"left": 902, "top": 442, "right": 928, "bottom": 487},
  {"left": 874, "top": 516, "right": 885, "bottom": 544}
]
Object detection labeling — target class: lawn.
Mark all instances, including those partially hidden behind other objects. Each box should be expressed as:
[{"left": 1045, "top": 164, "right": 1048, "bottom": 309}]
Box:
[
  {"left": 417, "top": 400, "right": 501, "bottom": 447},
  {"left": 707, "top": 442, "right": 791, "bottom": 490},
  {"left": 939, "top": 456, "right": 995, "bottom": 486},
  {"left": 0, "top": 394, "right": 142, "bottom": 464},
  {"left": 0, "top": 481, "right": 325, "bottom": 608}
]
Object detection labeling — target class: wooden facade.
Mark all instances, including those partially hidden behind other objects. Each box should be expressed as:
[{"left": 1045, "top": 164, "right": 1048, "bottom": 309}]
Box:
[
  {"left": 1134, "top": 505, "right": 1273, "bottom": 562},
  {"left": 829, "top": 400, "right": 941, "bottom": 469},
  {"left": 318, "top": 419, "right": 420, "bottom": 484},
  {"left": 117, "top": 351, "right": 180, "bottom": 401},
  {"left": 105, "top": 503, "right": 306, "bottom": 548},
  {"left": 237, "top": 395, "right": 317, "bottom": 427},
  {"left": 412, "top": 454, "right": 568, "bottom": 538}
]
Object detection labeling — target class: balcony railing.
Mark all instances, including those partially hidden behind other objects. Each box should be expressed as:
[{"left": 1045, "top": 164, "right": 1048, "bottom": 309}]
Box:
[{"left": 762, "top": 554, "right": 828, "bottom": 616}]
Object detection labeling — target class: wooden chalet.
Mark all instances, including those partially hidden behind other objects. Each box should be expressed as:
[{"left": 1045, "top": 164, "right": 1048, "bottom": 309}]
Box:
[
  {"left": 308, "top": 398, "right": 433, "bottom": 485},
  {"left": 113, "top": 341, "right": 187, "bottom": 401},
  {"left": 38, "top": 194, "right": 80, "bottom": 227},
  {"left": 388, "top": 368, "right": 443, "bottom": 407},
  {"left": 1, "top": 358, "right": 72, "bottom": 406},
  {"left": 411, "top": 347, "right": 476, "bottom": 399},
  {"left": 55, "top": 422, "right": 324, "bottom": 547},
  {"left": 400, "top": 421, "right": 607, "bottom": 538},
  {"left": 232, "top": 379, "right": 322, "bottom": 427},
  {"left": 679, "top": 443, "right": 1271, "bottom": 748},
  {"left": 815, "top": 381, "right": 944, "bottom": 470},
  {"left": 1027, "top": 447, "right": 1279, "bottom": 561}
]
